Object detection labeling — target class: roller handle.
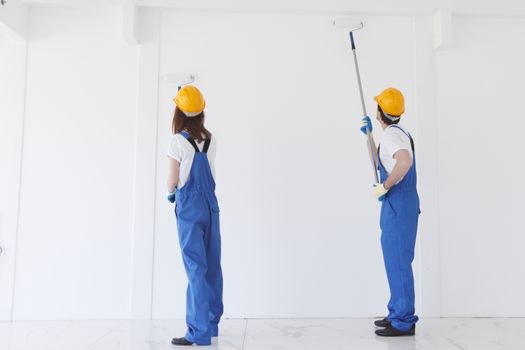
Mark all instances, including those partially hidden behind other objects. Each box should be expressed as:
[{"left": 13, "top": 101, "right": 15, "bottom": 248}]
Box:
[{"left": 348, "top": 30, "right": 379, "bottom": 183}]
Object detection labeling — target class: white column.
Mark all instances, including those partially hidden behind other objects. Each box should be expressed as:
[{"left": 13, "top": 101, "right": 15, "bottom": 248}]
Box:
[
  {"left": 0, "top": 41, "right": 28, "bottom": 321},
  {"left": 129, "top": 8, "right": 162, "bottom": 319},
  {"left": 434, "top": 10, "right": 452, "bottom": 50},
  {"left": 414, "top": 15, "right": 444, "bottom": 317},
  {"left": 122, "top": 3, "right": 138, "bottom": 45}
]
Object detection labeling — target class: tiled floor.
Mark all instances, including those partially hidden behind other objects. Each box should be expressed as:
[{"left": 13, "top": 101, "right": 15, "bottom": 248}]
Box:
[{"left": 1, "top": 318, "right": 524, "bottom": 350}]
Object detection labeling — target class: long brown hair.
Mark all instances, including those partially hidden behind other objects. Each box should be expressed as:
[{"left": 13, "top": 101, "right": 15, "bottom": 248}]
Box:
[{"left": 172, "top": 107, "right": 211, "bottom": 143}]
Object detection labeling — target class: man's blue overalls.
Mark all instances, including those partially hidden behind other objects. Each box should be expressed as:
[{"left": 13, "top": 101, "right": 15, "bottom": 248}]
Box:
[
  {"left": 175, "top": 131, "right": 223, "bottom": 345},
  {"left": 378, "top": 125, "right": 420, "bottom": 331}
]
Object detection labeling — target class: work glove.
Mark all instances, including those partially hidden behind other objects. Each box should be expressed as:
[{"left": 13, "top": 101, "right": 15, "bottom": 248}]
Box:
[
  {"left": 373, "top": 183, "right": 388, "bottom": 201},
  {"left": 167, "top": 191, "right": 176, "bottom": 203},
  {"left": 360, "top": 116, "right": 373, "bottom": 135}
]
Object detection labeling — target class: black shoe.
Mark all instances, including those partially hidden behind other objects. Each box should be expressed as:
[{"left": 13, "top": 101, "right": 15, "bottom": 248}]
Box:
[
  {"left": 171, "top": 337, "right": 194, "bottom": 346},
  {"left": 375, "top": 324, "right": 415, "bottom": 337},
  {"left": 374, "top": 317, "right": 391, "bottom": 327}
]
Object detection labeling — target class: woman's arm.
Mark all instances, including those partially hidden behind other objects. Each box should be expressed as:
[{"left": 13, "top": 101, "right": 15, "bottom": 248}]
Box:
[
  {"left": 167, "top": 157, "right": 180, "bottom": 193},
  {"left": 383, "top": 149, "right": 413, "bottom": 190}
]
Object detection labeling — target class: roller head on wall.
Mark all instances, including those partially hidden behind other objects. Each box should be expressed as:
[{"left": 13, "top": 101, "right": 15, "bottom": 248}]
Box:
[
  {"left": 332, "top": 18, "right": 364, "bottom": 32},
  {"left": 333, "top": 18, "right": 364, "bottom": 49},
  {"left": 173, "top": 85, "right": 206, "bottom": 117}
]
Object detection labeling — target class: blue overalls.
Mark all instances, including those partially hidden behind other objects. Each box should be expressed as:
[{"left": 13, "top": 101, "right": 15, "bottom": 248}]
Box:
[
  {"left": 175, "top": 131, "right": 223, "bottom": 345},
  {"left": 378, "top": 125, "right": 420, "bottom": 331}
]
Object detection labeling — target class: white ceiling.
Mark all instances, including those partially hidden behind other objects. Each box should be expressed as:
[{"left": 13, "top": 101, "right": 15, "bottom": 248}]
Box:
[{"left": 18, "top": 0, "right": 525, "bottom": 16}]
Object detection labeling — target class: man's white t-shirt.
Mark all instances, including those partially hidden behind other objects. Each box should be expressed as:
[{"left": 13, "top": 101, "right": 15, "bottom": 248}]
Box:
[
  {"left": 379, "top": 125, "right": 413, "bottom": 176},
  {"left": 167, "top": 133, "right": 217, "bottom": 189}
]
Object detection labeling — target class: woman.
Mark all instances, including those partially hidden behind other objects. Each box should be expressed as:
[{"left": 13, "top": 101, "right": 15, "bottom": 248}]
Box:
[{"left": 166, "top": 85, "right": 224, "bottom": 346}]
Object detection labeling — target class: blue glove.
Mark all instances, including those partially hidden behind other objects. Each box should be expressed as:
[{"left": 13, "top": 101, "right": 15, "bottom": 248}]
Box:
[
  {"left": 167, "top": 191, "right": 176, "bottom": 203},
  {"left": 360, "top": 116, "right": 373, "bottom": 135},
  {"left": 373, "top": 183, "right": 389, "bottom": 201}
]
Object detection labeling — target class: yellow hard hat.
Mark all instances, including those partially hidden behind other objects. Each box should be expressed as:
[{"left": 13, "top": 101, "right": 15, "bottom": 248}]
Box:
[
  {"left": 173, "top": 85, "right": 206, "bottom": 117},
  {"left": 374, "top": 87, "right": 405, "bottom": 117}
]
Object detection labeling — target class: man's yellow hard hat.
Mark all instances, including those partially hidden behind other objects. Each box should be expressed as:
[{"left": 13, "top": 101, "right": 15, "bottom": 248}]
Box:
[
  {"left": 374, "top": 87, "right": 405, "bottom": 117},
  {"left": 174, "top": 85, "right": 206, "bottom": 117}
]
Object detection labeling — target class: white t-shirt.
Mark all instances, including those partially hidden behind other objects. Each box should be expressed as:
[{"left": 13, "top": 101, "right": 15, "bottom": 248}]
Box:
[
  {"left": 379, "top": 125, "right": 413, "bottom": 175},
  {"left": 167, "top": 133, "right": 217, "bottom": 189}
]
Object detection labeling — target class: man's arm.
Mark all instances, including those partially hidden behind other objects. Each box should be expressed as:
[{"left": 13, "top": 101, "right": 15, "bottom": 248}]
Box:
[
  {"left": 383, "top": 149, "right": 413, "bottom": 190},
  {"left": 360, "top": 116, "right": 378, "bottom": 167},
  {"left": 369, "top": 136, "right": 378, "bottom": 169}
]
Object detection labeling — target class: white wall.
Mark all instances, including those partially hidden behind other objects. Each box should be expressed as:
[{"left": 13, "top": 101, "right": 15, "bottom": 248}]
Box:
[
  {"left": 0, "top": 40, "right": 27, "bottom": 321},
  {"left": 151, "top": 12, "right": 419, "bottom": 318},
  {"left": 2, "top": 6, "right": 525, "bottom": 321},
  {"left": 435, "top": 16, "right": 525, "bottom": 317},
  {"left": 7, "top": 7, "right": 139, "bottom": 320}
]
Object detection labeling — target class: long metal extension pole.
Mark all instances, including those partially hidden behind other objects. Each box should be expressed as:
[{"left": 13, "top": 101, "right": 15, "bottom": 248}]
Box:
[{"left": 349, "top": 32, "right": 379, "bottom": 183}]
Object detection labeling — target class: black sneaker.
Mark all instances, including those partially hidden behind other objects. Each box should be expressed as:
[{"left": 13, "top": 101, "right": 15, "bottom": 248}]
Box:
[
  {"left": 171, "top": 337, "right": 194, "bottom": 346},
  {"left": 375, "top": 324, "right": 415, "bottom": 337},
  {"left": 374, "top": 317, "right": 391, "bottom": 327}
]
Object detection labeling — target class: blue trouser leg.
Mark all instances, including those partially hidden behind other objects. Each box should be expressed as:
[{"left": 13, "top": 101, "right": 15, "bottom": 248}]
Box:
[
  {"left": 387, "top": 297, "right": 395, "bottom": 320},
  {"left": 381, "top": 223, "right": 419, "bottom": 331},
  {"left": 205, "top": 211, "right": 223, "bottom": 336},
  {"left": 178, "top": 216, "right": 212, "bottom": 345}
]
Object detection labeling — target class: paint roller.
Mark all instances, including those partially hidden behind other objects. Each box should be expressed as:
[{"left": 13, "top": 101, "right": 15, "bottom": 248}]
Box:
[
  {"left": 333, "top": 18, "right": 379, "bottom": 183},
  {"left": 164, "top": 73, "right": 195, "bottom": 90}
]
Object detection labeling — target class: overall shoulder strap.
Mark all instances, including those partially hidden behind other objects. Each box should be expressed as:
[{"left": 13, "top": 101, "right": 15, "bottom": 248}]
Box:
[
  {"left": 202, "top": 138, "right": 211, "bottom": 154},
  {"left": 185, "top": 137, "right": 200, "bottom": 153},
  {"left": 389, "top": 125, "right": 415, "bottom": 152},
  {"left": 180, "top": 131, "right": 200, "bottom": 153}
]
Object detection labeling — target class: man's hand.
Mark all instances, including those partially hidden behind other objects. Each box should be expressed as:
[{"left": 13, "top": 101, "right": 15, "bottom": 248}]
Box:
[
  {"left": 373, "top": 183, "right": 389, "bottom": 201},
  {"left": 360, "top": 116, "right": 373, "bottom": 135}
]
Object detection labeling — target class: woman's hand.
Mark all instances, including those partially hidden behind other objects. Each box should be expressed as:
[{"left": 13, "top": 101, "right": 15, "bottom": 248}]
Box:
[{"left": 167, "top": 157, "right": 180, "bottom": 202}]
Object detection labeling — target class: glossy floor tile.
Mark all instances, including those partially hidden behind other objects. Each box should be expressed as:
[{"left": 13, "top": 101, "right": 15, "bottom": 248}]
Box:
[
  {"left": 0, "top": 320, "right": 125, "bottom": 350},
  {"left": 243, "top": 318, "right": 525, "bottom": 350},
  {"left": 87, "top": 319, "right": 246, "bottom": 350},
  {"left": 0, "top": 318, "right": 524, "bottom": 350}
]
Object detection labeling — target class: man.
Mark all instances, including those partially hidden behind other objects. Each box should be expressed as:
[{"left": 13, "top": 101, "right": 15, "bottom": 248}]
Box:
[{"left": 360, "top": 87, "right": 420, "bottom": 337}]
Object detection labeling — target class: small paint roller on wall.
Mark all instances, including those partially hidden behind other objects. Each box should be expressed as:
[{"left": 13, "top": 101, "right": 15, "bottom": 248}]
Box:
[
  {"left": 333, "top": 18, "right": 379, "bottom": 183},
  {"left": 164, "top": 73, "right": 195, "bottom": 90}
]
